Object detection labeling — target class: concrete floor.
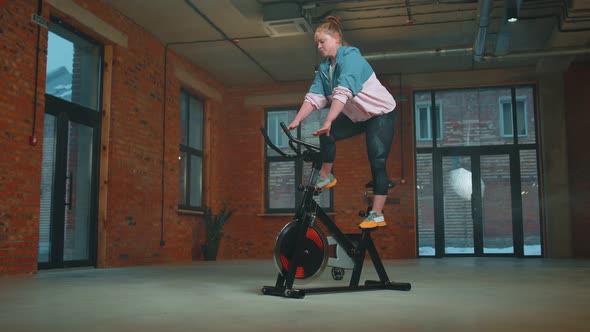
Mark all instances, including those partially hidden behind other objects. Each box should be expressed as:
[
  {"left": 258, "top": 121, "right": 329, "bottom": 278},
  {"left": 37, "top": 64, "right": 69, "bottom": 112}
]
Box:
[{"left": 0, "top": 258, "right": 589, "bottom": 332}]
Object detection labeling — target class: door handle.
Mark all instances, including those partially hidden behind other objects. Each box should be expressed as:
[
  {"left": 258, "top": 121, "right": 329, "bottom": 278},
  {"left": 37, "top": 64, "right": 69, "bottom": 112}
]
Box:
[
  {"left": 471, "top": 193, "right": 477, "bottom": 219},
  {"left": 65, "top": 172, "right": 73, "bottom": 210}
]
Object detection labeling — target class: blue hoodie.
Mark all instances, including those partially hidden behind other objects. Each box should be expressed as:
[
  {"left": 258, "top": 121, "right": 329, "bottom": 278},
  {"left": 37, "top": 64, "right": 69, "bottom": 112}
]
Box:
[{"left": 305, "top": 46, "right": 396, "bottom": 122}]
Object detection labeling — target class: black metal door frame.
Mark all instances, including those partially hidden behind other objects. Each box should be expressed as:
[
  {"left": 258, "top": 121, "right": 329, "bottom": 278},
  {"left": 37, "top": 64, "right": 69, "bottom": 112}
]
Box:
[
  {"left": 38, "top": 94, "right": 100, "bottom": 269},
  {"left": 433, "top": 145, "right": 524, "bottom": 257}
]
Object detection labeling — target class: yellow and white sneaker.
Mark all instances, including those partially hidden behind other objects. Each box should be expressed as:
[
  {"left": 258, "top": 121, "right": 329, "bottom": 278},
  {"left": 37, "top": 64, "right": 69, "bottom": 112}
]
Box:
[
  {"left": 315, "top": 174, "right": 337, "bottom": 190},
  {"left": 358, "top": 211, "right": 387, "bottom": 229}
]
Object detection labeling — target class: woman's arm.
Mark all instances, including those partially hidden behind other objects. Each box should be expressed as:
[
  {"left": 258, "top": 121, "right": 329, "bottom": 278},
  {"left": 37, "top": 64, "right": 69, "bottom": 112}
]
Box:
[
  {"left": 313, "top": 99, "right": 345, "bottom": 137},
  {"left": 287, "top": 101, "right": 315, "bottom": 130}
]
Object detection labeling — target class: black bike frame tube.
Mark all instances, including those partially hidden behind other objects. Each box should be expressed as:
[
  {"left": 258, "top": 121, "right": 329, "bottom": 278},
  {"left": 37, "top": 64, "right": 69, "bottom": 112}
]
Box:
[
  {"left": 282, "top": 172, "right": 322, "bottom": 289},
  {"left": 274, "top": 272, "right": 286, "bottom": 289},
  {"left": 349, "top": 234, "right": 366, "bottom": 288},
  {"left": 312, "top": 199, "right": 356, "bottom": 255},
  {"left": 364, "top": 233, "right": 390, "bottom": 282},
  {"left": 295, "top": 167, "right": 318, "bottom": 217},
  {"left": 284, "top": 213, "right": 313, "bottom": 290}
]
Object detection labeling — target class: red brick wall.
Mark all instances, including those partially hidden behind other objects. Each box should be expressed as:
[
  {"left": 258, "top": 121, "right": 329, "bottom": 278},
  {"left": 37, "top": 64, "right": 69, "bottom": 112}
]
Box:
[
  {"left": 0, "top": 0, "right": 47, "bottom": 274},
  {"left": 0, "top": 0, "right": 416, "bottom": 275},
  {"left": 564, "top": 61, "right": 590, "bottom": 258}
]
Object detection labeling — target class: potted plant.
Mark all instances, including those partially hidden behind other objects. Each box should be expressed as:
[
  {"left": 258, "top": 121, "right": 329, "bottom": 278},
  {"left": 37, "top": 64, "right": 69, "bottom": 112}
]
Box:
[{"left": 202, "top": 203, "right": 235, "bottom": 261}]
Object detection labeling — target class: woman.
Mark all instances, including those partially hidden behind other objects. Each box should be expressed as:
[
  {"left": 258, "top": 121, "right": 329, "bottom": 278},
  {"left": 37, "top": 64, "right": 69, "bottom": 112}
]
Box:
[{"left": 287, "top": 16, "right": 397, "bottom": 229}]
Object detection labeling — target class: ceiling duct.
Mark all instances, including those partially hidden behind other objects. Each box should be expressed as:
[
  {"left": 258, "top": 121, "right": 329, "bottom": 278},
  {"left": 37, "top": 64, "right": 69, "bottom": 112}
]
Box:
[{"left": 262, "top": 3, "right": 312, "bottom": 37}]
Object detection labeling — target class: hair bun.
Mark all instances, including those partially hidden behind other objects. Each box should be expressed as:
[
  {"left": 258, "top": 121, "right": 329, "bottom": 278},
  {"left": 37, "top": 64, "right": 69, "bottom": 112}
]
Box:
[{"left": 326, "top": 15, "right": 340, "bottom": 26}]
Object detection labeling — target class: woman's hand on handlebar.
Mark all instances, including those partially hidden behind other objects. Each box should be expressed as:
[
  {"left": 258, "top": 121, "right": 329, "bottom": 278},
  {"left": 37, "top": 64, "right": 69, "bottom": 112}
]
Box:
[{"left": 286, "top": 120, "right": 300, "bottom": 131}]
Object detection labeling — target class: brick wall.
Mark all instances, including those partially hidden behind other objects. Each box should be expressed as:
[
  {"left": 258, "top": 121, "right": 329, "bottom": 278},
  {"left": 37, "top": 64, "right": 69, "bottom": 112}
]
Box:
[
  {"left": 564, "top": 61, "right": 590, "bottom": 258},
  {"left": 0, "top": 0, "right": 47, "bottom": 274}
]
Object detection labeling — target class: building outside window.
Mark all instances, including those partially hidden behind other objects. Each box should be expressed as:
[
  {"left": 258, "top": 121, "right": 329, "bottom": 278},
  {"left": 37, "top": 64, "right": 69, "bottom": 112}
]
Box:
[
  {"left": 415, "top": 102, "right": 442, "bottom": 140},
  {"left": 499, "top": 97, "right": 528, "bottom": 137}
]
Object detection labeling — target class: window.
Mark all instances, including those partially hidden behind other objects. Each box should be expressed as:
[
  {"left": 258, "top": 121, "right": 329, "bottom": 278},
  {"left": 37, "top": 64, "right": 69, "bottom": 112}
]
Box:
[
  {"left": 179, "top": 90, "right": 204, "bottom": 210},
  {"left": 499, "top": 97, "right": 527, "bottom": 137},
  {"left": 267, "top": 111, "right": 290, "bottom": 149},
  {"left": 415, "top": 102, "right": 442, "bottom": 140},
  {"left": 415, "top": 85, "right": 541, "bottom": 258},
  {"left": 45, "top": 22, "right": 102, "bottom": 111},
  {"left": 265, "top": 108, "right": 332, "bottom": 213}
]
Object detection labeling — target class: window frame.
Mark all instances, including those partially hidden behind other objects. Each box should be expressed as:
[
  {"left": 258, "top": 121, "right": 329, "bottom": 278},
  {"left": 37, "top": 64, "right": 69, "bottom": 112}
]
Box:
[
  {"left": 415, "top": 102, "right": 443, "bottom": 141},
  {"left": 178, "top": 89, "right": 205, "bottom": 211},
  {"left": 264, "top": 107, "right": 333, "bottom": 214},
  {"left": 45, "top": 18, "right": 103, "bottom": 112},
  {"left": 499, "top": 96, "right": 528, "bottom": 138}
]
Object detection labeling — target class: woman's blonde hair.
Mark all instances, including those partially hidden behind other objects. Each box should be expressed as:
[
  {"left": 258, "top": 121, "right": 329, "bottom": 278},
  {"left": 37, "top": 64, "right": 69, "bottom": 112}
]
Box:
[{"left": 315, "top": 16, "right": 348, "bottom": 46}]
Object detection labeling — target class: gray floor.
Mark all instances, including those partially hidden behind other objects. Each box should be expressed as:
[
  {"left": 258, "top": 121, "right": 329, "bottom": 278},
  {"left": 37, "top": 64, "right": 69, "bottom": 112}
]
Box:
[{"left": 1, "top": 258, "right": 589, "bottom": 332}]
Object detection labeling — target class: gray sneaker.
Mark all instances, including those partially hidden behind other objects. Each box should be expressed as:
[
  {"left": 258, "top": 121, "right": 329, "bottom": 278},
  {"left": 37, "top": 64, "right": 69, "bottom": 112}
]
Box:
[{"left": 315, "top": 173, "right": 337, "bottom": 189}]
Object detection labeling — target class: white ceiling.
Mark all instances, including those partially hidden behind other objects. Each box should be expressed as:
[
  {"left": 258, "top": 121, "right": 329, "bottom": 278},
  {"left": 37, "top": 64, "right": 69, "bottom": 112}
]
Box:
[{"left": 103, "top": 0, "right": 590, "bottom": 87}]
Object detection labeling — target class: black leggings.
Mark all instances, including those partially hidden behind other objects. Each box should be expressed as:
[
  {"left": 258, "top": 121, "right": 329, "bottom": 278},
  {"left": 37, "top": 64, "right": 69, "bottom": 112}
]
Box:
[{"left": 319, "top": 110, "right": 397, "bottom": 195}]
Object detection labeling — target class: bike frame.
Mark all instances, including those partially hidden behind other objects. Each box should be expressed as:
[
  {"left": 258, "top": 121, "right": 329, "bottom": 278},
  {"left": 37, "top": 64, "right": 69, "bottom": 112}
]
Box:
[{"left": 261, "top": 122, "right": 411, "bottom": 298}]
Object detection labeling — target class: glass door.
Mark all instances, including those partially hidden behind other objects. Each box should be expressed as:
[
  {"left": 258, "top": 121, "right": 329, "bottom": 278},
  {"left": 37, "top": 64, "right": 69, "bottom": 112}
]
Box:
[
  {"left": 63, "top": 120, "right": 95, "bottom": 261},
  {"left": 38, "top": 97, "right": 99, "bottom": 268},
  {"left": 439, "top": 151, "right": 519, "bottom": 256},
  {"left": 38, "top": 114, "right": 57, "bottom": 264},
  {"left": 442, "top": 155, "right": 475, "bottom": 254},
  {"left": 480, "top": 154, "right": 514, "bottom": 254}
]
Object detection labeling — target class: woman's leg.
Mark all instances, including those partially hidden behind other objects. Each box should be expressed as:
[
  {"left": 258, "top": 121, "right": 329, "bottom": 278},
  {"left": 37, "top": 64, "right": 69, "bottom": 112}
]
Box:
[
  {"left": 318, "top": 113, "right": 365, "bottom": 179},
  {"left": 364, "top": 110, "right": 397, "bottom": 216}
]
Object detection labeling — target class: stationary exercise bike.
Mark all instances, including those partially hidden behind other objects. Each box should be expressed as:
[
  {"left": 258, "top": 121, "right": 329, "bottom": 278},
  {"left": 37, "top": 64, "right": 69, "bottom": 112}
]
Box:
[{"left": 260, "top": 122, "right": 411, "bottom": 299}]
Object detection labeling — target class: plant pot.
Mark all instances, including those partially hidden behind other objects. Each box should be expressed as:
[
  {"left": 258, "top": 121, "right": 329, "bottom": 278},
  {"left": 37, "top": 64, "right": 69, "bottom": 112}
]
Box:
[{"left": 203, "top": 241, "right": 219, "bottom": 261}]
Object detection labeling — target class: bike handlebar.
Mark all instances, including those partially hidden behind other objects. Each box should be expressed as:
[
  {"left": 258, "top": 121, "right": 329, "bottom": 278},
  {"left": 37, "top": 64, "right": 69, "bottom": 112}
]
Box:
[{"left": 260, "top": 122, "right": 321, "bottom": 160}]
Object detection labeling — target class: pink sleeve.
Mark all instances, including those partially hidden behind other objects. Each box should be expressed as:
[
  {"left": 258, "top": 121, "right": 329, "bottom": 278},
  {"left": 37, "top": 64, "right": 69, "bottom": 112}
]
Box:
[
  {"left": 332, "top": 86, "right": 353, "bottom": 104},
  {"left": 304, "top": 93, "right": 328, "bottom": 109}
]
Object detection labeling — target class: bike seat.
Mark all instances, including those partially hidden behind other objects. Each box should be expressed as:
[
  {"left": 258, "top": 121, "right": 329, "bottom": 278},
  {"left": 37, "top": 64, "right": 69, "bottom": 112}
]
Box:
[{"left": 365, "top": 180, "right": 396, "bottom": 190}]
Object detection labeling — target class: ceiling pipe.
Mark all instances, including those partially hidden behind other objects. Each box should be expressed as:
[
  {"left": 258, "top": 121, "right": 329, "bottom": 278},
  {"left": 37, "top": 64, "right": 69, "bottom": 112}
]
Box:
[
  {"left": 362, "top": 0, "right": 588, "bottom": 64},
  {"left": 363, "top": 47, "right": 473, "bottom": 61},
  {"left": 473, "top": 0, "right": 493, "bottom": 62},
  {"left": 363, "top": 45, "right": 590, "bottom": 63},
  {"left": 481, "top": 46, "right": 590, "bottom": 61},
  {"left": 361, "top": 0, "right": 486, "bottom": 62}
]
